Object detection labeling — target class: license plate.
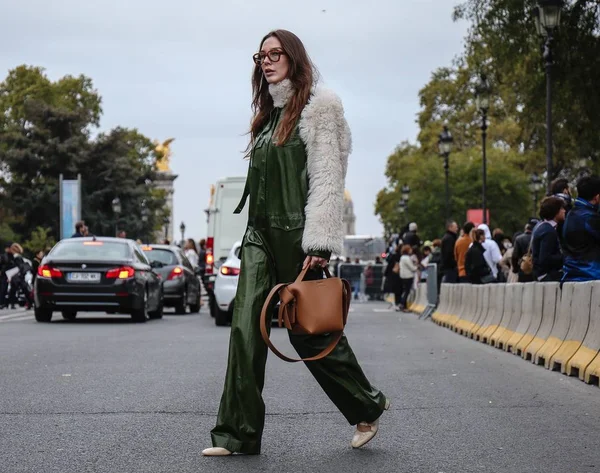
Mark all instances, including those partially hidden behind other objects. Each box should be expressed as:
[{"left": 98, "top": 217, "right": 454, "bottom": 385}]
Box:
[{"left": 68, "top": 272, "right": 101, "bottom": 282}]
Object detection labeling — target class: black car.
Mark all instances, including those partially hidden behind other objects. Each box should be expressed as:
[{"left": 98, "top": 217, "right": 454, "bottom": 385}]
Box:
[
  {"left": 34, "top": 237, "right": 163, "bottom": 323},
  {"left": 141, "top": 244, "right": 201, "bottom": 314}
]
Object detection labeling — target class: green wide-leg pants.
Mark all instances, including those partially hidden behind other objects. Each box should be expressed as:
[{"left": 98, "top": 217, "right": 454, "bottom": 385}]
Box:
[{"left": 210, "top": 226, "right": 387, "bottom": 454}]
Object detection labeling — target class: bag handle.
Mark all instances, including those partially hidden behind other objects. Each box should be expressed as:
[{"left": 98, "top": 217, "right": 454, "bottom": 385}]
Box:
[{"left": 259, "top": 267, "right": 350, "bottom": 363}]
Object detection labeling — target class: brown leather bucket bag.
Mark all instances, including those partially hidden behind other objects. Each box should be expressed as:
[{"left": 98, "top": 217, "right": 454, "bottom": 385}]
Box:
[{"left": 259, "top": 266, "right": 351, "bottom": 362}]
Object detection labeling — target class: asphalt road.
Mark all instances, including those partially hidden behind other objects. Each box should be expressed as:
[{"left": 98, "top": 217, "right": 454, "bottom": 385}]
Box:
[{"left": 1, "top": 302, "right": 599, "bottom": 473}]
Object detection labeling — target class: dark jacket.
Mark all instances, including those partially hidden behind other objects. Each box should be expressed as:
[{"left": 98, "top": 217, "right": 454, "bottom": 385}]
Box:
[
  {"left": 71, "top": 231, "right": 84, "bottom": 238},
  {"left": 562, "top": 198, "right": 600, "bottom": 282},
  {"left": 531, "top": 221, "right": 563, "bottom": 280},
  {"left": 465, "top": 242, "right": 491, "bottom": 284},
  {"left": 402, "top": 231, "right": 421, "bottom": 248},
  {"left": 511, "top": 231, "right": 532, "bottom": 274},
  {"left": 441, "top": 230, "right": 458, "bottom": 272}
]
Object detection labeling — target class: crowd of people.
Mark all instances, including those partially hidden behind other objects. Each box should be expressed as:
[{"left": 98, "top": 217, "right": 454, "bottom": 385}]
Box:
[{"left": 381, "top": 175, "right": 600, "bottom": 311}]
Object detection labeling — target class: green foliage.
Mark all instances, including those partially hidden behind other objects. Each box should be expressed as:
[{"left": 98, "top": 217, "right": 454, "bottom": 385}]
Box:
[
  {"left": 0, "top": 65, "right": 168, "bottom": 243},
  {"left": 376, "top": 0, "right": 599, "bottom": 240},
  {"left": 22, "top": 227, "right": 55, "bottom": 256}
]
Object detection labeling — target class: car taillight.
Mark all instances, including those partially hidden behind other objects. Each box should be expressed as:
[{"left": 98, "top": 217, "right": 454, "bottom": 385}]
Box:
[
  {"left": 37, "top": 265, "right": 63, "bottom": 279},
  {"left": 167, "top": 266, "right": 184, "bottom": 280},
  {"left": 205, "top": 237, "right": 214, "bottom": 274},
  {"left": 106, "top": 266, "right": 135, "bottom": 279},
  {"left": 220, "top": 266, "right": 240, "bottom": 276}
]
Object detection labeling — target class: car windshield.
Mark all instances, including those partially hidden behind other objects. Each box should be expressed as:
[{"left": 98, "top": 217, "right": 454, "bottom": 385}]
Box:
[
  {"left": 50, "top": 240, "right": 131, "bottom": 260},
  {"left": 143, "top": 249, "right": 178, "bottom": 266}
]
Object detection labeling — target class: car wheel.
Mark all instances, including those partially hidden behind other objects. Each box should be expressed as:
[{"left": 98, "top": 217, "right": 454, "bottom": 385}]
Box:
[
  {"left": 209, "top": 293, "right": 217, "bottom": 318},
  {"left": 61, "top": 311, "right": 77, "bottom": 321},
  {"left": 215, "top": 307, "right": 230, "bottom": 326},
  {"left": 189, "top": 291, "right": 201, "bottom": 313},
  {"left": 131, "top": 290, "right": 148, "bottom": 323},
  {"left": 148, "top": 296, "right": 163, "bottom": 320},
  {"left": 174, "top": 288, "right": 187, "bottom": 315},
  {"left": 34, "top": 307, "right": 53, "bottom": 322}
]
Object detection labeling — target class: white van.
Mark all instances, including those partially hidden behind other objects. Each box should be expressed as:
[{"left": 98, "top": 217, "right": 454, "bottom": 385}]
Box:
[{"left": 204, "top": 176, "right": 248, "bottom": 316}]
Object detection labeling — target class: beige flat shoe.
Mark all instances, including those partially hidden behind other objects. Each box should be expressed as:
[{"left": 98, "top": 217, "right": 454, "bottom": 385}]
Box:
[
  {"left": 351, "top": 398, "right": 391, "bottom": 449},
  {"left": 202, "top": 447, "right": 232, "bottom": 456}
]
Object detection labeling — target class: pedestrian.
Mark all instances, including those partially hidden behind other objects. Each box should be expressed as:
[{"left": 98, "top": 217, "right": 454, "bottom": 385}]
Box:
[
  {"left": 184, "top": 238, "right": 199, "bottom": 267},
  {"left": 454, "top": 222, "right": 475, "bottom": 283},
  {"left": 383, "top": 245, "right": 402, "bottom": 308},
  {"left": 402, "top": 223, "right": 421, "bottom": 248},
  {"left": 531, "top": 197, "right": 565, "bottom": 282},
  {"left": 0, "top": 243, "right": 15, "bottom": 309},
  {"left": 440, "top": 220, "right": 459, "bottom": 283},
  {"left": 197, "top": 239, "right": 207, "bottom": 277},
  {"left": 561, "top": 176, "right": 600, "bottom": 282},
  {"left": 117, "top": 230, "right": 126, "bottom": 239},
  {"left": 71, "top": 221, "right": 85, "bottom": 238},
  {"left": 31, "top": 249, "right": 44, "bottom": 285},
  {"left": 419, "top": 246, "right": 432, "bottom": 282},
  {"left": 398, "top": 244, "right": 418, "bottom": 311},
  {"left": 499, "top": 237, "right": 518, "bottom": 283},
  {"left": 550, "top": 177, "right": 573, "bottom": 213},
  {"left": 465, "top": 229, "right": 494, "bottom": 284},
  {"left": 512, "top": 222, "right": 535, "bottom": 283},
  {"left": 7, "top": 243, "right": 33, "bottom": 309},
  {"left": 203, "top": 29, "right": 389, "bottom": 457},
  {"left": 477, "top": 224, "right": 502, "bottom": 282}
]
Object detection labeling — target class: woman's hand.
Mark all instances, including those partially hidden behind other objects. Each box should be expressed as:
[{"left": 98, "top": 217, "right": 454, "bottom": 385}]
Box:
[{"left": 303, "top": 255, "right": 328, "bottom": 270}]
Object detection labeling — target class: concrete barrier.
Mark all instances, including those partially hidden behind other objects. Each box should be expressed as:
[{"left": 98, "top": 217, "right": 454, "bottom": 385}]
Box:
[
  {"left": 411, "top": 282, "right": 428, "bottom": 315},
  {"left": 505, "top": 283, "right": 534, "bottom": 353},
  {"left": 534, "top": 283, "right": 576, "bottom": 367},
  {"left": 523, "top": 283, "right": 560, "bottom": 362},
  {"left": 473, "top": 284, "right": 497, "bottom": 341},
  {"left": 446, "top": 284, "right": 464, "bottom": 331},
  {"left": 489, "top": 284, "right": 516, "bottom": 347},
  {"left": 479, "top": 284, "right": 506, "bottom": 344},
  {"left": 455, "top": 285, "right": 476, "bottom": 335},
  {"left": 549, "top": 281, "right": 594, "bottom": 373},
  {"left": 431, "top": 286, "right": 446, "bottom": 325},
  {"left": 567, "top": 282, "right": 600, "bottom": 381},
  {"left": 514, "top": 283, "right": 545, "bottom": 357},
  {"left": 466, "top": 285, "right": 487, "bottom": 339},
  {"left": 495, "top": 284, "right": 524, "bottom": 350},
  {"left": 433, "top": 283, "right": 451, "bottom": 326}
]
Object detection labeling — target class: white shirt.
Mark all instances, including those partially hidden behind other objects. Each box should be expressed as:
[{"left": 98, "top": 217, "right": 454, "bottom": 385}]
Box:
[
  {"left": 400, "top": 254, "right": 418, "bottom": 279},
  {"left": 185, "top": 249, "right": 199, "bottom": 268}
]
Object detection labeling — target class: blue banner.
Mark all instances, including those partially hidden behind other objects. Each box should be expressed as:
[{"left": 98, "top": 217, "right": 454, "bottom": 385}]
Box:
[{"left": 60, "top": 177, "right": 81, "bottom": 240}]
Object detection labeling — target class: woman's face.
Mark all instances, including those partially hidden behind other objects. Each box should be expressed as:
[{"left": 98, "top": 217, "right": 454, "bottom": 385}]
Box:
[{"left": 259, "top": 36, "right": 289, "bottom": 84}]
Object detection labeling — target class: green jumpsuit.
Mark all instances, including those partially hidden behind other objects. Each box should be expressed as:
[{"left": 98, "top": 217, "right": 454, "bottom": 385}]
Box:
[{"left": 210, "top": 105, "right": 387, "bottom": 455}]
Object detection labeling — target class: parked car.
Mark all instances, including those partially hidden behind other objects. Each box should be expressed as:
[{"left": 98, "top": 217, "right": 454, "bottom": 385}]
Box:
[
  {"left": 213, "top": 241, "right": 242, "bottom": 326},
  {"left": 34, "top": 237, "right": 163, "bottom": 323},
  {"left": 212, "top": 241, "right": 279, "bottom": 327},
  {"left": 141, "top": 244, "right": 201, "bottom": 314}
]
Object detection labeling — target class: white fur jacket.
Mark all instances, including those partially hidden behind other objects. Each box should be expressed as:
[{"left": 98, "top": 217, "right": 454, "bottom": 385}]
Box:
[{"left": 270, "top": 79, "right": 351, "bottom": 256}]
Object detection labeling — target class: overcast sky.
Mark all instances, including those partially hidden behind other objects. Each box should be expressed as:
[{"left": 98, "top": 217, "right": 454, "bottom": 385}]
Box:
[{"left": 2, "top": 0, "right": 468, "bottom": 240}]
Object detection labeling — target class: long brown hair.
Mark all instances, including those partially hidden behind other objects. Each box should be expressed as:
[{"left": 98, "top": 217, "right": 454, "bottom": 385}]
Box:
[{"left": 249, "top": 30, "right": 316, "bottom": 148}]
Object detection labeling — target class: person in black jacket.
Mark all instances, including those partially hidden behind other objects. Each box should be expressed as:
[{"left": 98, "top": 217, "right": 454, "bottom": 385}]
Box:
[
  {"left": 532, "top": 197, "right": 565, "bottom": 282},
  {"left": 512, "top": 223, "right": 534, "bottom": 283},
  {"left": 71, "top": 221, "right": 86, "bottom": 238},
  {"left": 440, "top": 220, "right": 459, "bottom": 283},
  {"left": 465, "top": 229, "right": 492, "bottom": 284},
  {"left": 0, "top": 243, "right": 15, "bottom": 309}
]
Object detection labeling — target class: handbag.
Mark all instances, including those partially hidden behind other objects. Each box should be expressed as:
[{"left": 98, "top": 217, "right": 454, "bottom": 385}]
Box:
[
  {"left": 392, "top": 262, "right": 400, "bottom": 274},
  {"left": 259, "top": 266, "right": 351, "bottom": 363}
]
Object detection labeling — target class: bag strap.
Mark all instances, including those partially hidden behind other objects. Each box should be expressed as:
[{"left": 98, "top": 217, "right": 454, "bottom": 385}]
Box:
[{"left": 259, "top": 267, "right": 350, "bottom": 363}]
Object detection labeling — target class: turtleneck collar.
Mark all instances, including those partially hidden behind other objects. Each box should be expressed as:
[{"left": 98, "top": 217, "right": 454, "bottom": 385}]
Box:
[{"left": 269, "top": 78, "right": 294, "bottom": 108}]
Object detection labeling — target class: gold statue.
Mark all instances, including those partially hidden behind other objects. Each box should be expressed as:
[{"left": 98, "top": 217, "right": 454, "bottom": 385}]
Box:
[{"left": 154, "top": 138, "right": 175, "bottom": 172}]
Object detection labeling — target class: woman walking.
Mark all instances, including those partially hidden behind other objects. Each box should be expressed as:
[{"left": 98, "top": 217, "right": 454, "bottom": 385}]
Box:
[
  {"left": 183, "top": 238, "right": 199, "bottom": 268},
  {"left": 203, "top": 29, "right": 388, "bottom": 457},
  {"left": 398, "top": 245, "right": 417, "bottom": 311}
]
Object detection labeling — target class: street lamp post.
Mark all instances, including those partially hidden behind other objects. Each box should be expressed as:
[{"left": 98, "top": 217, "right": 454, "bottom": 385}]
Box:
[
  {"left": 141, "top": 200, "right": 149, "bottom": 243},
  {"left": 111, "top": 197, "right": 121, "bottom": 237},
  {"left": 534, "top": 0, "right": 563, "bottom": 193},
  {"left": 438, "top": 126, "right": 454, "bottom": 222},
  {"left": 180, "top": 221, "right": 186, "bottom": 246},
  {"left": 475, "top": 73, "right": 491, "bottom": 225},
  {"left": 401, "top": 184, "right": 411, "bottom": 203},
  {"left": 529, "top": 172, "right": 544, "bottom": 217}
]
